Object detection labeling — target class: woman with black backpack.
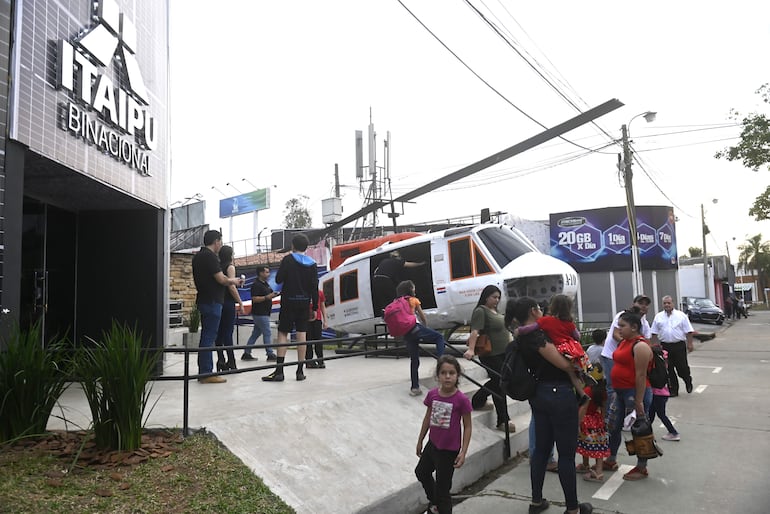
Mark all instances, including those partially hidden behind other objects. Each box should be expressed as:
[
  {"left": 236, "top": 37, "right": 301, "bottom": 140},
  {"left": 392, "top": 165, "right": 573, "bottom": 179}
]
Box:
[{"left": 507, "top": 296, "right": 593, "bottom": 514}]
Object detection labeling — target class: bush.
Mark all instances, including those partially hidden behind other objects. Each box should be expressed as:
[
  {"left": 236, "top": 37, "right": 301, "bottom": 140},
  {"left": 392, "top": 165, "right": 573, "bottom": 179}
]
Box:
[
  {"left": 75, "top": 322, "right": 160, "bottom": 451},
  {"left": 0, "top": 323, "right": 71, "bottom": 443},
  {"left": 188, "top": 307, "right": 200, "bottom": 333}
]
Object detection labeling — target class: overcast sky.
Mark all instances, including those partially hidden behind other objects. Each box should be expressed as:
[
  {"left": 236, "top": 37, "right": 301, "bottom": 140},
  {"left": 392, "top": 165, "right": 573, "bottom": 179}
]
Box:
[{"left": 168, "top": 0, "right": 770, "bottom": 261}]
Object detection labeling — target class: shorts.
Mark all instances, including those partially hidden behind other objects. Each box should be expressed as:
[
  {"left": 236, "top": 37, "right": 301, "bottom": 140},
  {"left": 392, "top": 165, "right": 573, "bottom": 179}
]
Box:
[{"left": 278, "top": 300, "right": 310, "bottom": 333}]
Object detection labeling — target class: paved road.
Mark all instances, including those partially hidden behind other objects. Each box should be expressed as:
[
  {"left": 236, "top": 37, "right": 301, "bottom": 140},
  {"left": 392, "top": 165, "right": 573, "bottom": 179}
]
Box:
[{"left": 453, "top": 310, "right": 770, "bottom": 514}]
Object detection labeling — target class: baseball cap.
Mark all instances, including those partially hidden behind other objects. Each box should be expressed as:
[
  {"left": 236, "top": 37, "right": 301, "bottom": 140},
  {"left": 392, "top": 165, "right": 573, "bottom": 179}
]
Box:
[{"left": 633, "top": 294, "right": 651, "bottom": 305}]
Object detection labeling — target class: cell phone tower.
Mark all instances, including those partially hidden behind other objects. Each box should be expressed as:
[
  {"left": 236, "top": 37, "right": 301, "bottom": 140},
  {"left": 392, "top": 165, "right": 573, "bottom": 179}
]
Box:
[{"left": 354, "top": 110, "right": 397, "bottom": 239}]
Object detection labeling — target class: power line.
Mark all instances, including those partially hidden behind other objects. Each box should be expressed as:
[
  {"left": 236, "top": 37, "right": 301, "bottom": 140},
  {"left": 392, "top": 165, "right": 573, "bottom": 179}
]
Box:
[
  {"left": 633, "top": 123, "right": 740, "bottom": 139},
  {"left": 461, "top": 0, "right": 620, "bottom": 154},
  {"left": 395, "top": 0, "right": 611, "bottom": 154},
  {"left": 635, "top": 136, "right": 740, "bottom": 153},
  {"left": 631, "top": 153, "right": 691, "bottom": 216}
]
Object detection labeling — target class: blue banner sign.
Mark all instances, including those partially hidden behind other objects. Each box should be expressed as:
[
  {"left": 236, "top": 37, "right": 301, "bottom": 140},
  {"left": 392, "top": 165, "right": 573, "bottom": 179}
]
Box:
[
  {"left": 550, "top": 206, "right": 677, "bottom": 272},
  {"left": 219, "top": 188, "right": 270, "bottom": 218}
]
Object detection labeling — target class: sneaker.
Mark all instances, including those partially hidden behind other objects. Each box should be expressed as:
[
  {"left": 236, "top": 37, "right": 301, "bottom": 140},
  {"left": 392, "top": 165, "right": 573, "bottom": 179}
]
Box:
[
  {"left": 316, "top": 362, "right": 326, "bottom": 369},
  {"left": 296, "top": 371, "right": 306, "bottom": 381},
  {"left": 262, "top": 371, "right": 284, "bottom": 382},
  {"left": 662, "top": 432, "right": 681, "bottom": 441},
  {"left": 528, "top": 499, "right": 549, "bottom": 513},
  {"left": 622, "top": 466, "right": 648, "bottom": 481},
  {"left": 241, "top": 354, "right": 257, "bottom": 361},
  {"left": 266, "top": 354, "right": 277, "bottom": 361},
  {"left": 410, "top": 388, "right": 423, "bottom": 396},
  {"left": 198, "top": 376, "right": 226, "bottom": 384}
]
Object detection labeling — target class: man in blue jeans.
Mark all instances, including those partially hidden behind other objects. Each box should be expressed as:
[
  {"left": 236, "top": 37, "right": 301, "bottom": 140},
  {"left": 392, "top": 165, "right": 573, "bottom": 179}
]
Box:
[
  {"left": 192, "top": 230, "right": 244, "bottom": 384},
  {"left": 242, "top": 266, "right": 278, "bottom": 361}
]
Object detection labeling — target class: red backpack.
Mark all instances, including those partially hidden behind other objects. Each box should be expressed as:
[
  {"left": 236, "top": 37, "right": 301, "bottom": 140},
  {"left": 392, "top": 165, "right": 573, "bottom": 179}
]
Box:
[{"left": 383, "top": 296, "right": 417, "bottom": 336}]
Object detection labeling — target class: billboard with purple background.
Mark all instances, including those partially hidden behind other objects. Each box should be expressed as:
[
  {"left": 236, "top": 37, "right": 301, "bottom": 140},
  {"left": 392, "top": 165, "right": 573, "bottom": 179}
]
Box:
[{"left": 550, "top": 206, "right": 677, "bottom": 272}]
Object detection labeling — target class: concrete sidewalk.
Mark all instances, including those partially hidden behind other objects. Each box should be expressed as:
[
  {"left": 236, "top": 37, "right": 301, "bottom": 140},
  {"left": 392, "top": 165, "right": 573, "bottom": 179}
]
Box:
[{"left": 47, "top": 332, "right": 532, "bottom": 514}]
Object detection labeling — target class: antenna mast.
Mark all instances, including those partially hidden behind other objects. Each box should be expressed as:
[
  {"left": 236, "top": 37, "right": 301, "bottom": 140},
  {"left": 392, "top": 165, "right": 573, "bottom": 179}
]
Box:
[{"left": 354, "top": 109, "right": 396, "bottom": 238}]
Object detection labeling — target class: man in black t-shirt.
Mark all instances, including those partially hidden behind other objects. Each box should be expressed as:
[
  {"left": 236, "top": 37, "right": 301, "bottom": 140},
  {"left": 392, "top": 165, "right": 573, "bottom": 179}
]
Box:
[
  {"left": 372, "top": 250, "right": 425, "bottom": 316},
  {"left": 192, "top": 230, "right": 243, "bottom": 383},
  {"left": 242, "top": 266, "right": 278, "bottom": 361}
]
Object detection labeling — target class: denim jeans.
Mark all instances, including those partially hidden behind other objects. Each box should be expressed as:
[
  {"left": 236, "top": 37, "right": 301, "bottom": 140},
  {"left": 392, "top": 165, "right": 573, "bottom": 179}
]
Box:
[
  {"left": 529, "top": 381, "right": 579, "bottom": 510},
  {"left": 600, "top": 355, "right": 617, "bottom": 425},
  {"left": 245, "top": 315, "right": 274, "bottom": 356},
  {"left": 607, "top": 385, "right": 653, "bottom": 467},
  {"left": 404, "top": 324, "right": 446, "bottom": 389},
  {"left": 197, "top": 302, "right": 223, "bottom": 374},
  {"left": 529, "top": 417, "right": 556, "bottom": 464}
]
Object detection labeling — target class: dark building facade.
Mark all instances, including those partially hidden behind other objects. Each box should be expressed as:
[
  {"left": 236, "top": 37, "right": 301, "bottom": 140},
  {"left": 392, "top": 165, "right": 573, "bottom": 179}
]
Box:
[{"left": 0, "top": 0, "right": 169, "bottom": 348}]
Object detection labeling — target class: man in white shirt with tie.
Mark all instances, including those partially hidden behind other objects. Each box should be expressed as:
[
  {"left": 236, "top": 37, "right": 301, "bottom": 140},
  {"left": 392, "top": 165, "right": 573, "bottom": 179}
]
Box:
[{"left": 650, "top": 295, "right": 695, "bottom": 397}]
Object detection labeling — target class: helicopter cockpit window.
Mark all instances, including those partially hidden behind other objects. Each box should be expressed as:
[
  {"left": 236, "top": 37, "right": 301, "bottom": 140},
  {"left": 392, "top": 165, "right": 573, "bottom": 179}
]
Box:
[
  {"left": 340, "top": 270, "right": 358, "bottom": 302},
  {"left": 449, "top": 237, "right": 473, "bottom": 279},
  {"left": 474, "top": 246, "right": 493, "bottom": 275},
  {"left": 478, "top": 227, "right": 535, "bottom": 268}
]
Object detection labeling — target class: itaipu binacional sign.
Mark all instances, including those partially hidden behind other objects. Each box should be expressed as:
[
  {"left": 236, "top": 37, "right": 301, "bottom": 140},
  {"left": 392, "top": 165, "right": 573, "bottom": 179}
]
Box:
[{"left": 56, "top": 0, "right": 157, "bottom": 176}]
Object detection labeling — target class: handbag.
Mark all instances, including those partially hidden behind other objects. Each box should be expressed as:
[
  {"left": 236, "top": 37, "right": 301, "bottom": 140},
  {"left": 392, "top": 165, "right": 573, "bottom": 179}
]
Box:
[{"left": 475, "top": 333, "right": 492, "bottom": 356}]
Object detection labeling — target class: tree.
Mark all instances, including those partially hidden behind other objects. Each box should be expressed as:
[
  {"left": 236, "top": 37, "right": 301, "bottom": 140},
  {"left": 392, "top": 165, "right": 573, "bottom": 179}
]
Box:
[
  {"left": 282, "top": 195, "right": 313, "bottom": 229},
  {"left": 688, "top": 247, "right": 703, "bottom": 258},
  {"left": 715, "top": 84, "right": 770, "bottom": 220},
  {"left": 737, "top": 234, "right": 770, "bottom": 303}
]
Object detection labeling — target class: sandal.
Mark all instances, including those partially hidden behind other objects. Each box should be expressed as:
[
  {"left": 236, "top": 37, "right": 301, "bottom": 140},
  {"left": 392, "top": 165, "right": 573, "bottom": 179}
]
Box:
[
  {"left": 546, "top": 461, "right": 559, "bottom": 473},
  {"left": 575, "top": 463, "right": 590, "bottom": 473},
  {"left": 604, "top": 460, "right": 619, "bottom": 471},
  {"left": 583, "top": 470, "right": 604, "bottom": 482},
  {"left": 623, "top": 466, "right": 648, "bottom": 481}
]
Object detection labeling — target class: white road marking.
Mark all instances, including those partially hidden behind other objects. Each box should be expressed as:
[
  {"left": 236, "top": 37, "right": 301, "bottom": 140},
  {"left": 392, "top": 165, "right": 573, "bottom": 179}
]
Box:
[
  {"left": 659, "top": 416, "right": 678, "bottom": 429},
  {"left": 592, "top": 464, "right": 634, "bottom": 500},
  {"left": 694, "top": 385, "right": 708, "bottom": 393},
  {"left": 690, "top": 365, "right": 722, "bottom": 373}
]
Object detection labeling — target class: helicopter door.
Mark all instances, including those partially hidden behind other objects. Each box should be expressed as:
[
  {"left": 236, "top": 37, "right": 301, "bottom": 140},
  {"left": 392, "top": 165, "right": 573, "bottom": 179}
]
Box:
[{"left": 370, "top": 241, "right": 434, "bottom": 315}]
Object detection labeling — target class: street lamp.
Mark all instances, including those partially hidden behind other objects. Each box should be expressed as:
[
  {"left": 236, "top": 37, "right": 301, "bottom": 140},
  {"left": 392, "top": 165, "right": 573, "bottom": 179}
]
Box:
[
  {"left": 257, "top": 226, "right": 269, "bottom": 253},
  {"left": 621, "top": 111, "right": 657, "bottom": 298}
]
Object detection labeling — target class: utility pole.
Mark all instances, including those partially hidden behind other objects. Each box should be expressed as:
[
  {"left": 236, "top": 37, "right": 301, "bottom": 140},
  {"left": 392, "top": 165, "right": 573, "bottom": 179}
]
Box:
[
  {"left": 334, "top": 163, "right": 340, "bottom": 198},
  {"left": 702, "top": 203, "right": 709, "bottom": 298},
  {"left": 621, "top": 124, "right": 642, "bottom": 298}
]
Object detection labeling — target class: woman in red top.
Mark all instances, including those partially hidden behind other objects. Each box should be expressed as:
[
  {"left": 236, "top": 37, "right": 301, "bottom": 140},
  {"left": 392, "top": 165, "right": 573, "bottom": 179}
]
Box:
[{"left": 606, "top": 310, "right": 653, "bottom": 481}]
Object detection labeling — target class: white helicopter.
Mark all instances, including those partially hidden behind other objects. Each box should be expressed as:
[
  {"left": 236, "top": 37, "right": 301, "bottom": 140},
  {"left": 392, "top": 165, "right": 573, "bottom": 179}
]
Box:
[{"left": 322, "top": 224, "right": 579, "bottom": 335}]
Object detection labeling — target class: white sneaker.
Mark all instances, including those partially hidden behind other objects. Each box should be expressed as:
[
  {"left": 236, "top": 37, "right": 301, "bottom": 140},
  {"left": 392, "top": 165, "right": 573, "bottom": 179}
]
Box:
[
  {"left": 662, "top": 433, "right": 681, "bottom": 441},
  {"left": 410, "top": 388, "right": 423, "bottom": 396}
]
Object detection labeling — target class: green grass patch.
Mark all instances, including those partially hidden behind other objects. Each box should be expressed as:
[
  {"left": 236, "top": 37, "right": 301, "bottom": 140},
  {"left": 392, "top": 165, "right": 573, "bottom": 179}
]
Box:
[{"left": 0, "top": 431, "right": 294, "bottom": 514}]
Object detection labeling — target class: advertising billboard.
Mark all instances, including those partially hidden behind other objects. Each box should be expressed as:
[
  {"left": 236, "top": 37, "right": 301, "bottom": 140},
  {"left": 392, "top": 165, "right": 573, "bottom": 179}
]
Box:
[
  {"left": 219, "top": 188, "right": 271, "bottom": 218},
  {"left": 550, "top": 206, "right": 677, "bottom": 272}
]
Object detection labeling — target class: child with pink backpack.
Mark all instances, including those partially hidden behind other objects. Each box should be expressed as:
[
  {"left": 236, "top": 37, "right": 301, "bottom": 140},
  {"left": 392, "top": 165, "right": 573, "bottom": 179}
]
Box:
[{"left": 385, "top": 280, "right": 446, "bottom": 396}]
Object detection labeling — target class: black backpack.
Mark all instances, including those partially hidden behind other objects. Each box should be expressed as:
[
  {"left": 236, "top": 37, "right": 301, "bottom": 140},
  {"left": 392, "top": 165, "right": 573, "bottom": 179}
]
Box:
[
  {"left": 632, "top": 339, "right": 669, "bottom": 389},
  {"left": 500, "top": 338, "right": 536, "bottom": 401}
]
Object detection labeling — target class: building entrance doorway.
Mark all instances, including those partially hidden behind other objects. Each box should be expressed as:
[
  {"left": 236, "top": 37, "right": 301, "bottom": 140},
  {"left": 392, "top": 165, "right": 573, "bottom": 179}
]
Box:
[{"left": 20, "top": 199, "right": 77, "bottom": 343}]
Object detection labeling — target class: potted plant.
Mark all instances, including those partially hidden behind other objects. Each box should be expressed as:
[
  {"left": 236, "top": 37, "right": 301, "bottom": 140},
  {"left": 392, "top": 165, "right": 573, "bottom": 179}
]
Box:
[{"left": 183, "top": 307, "right": 200, "bottom": 347}]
